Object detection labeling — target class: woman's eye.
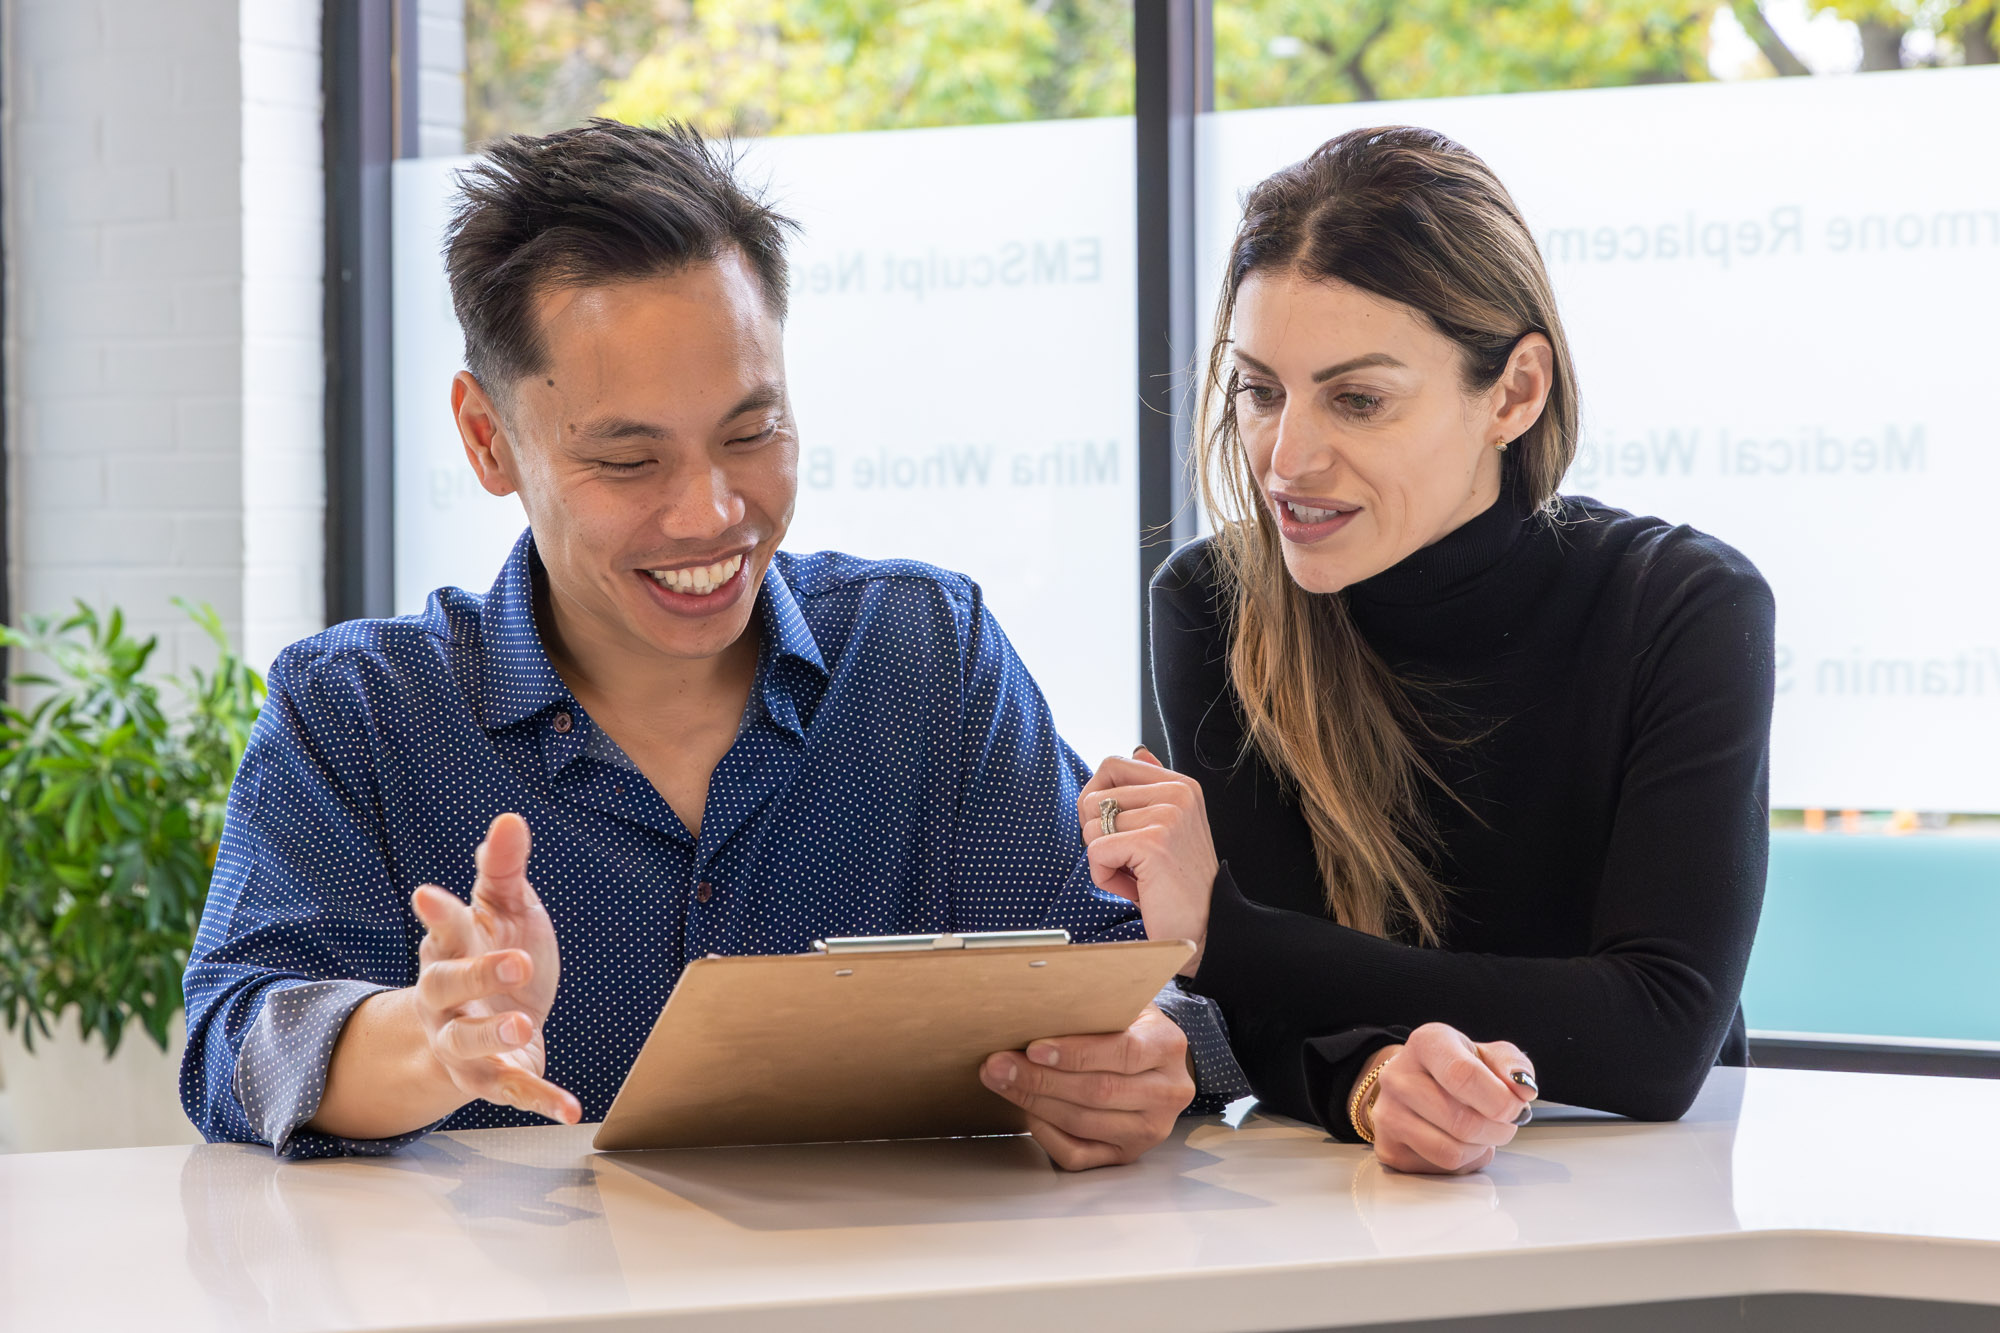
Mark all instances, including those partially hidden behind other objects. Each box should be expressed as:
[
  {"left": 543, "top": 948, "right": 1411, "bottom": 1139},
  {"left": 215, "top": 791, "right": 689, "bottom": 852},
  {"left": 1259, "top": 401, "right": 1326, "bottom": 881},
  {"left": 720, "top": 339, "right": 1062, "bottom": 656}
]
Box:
[
  {"left": 1237, "top": 383, "right": 1280, "bottom": 410},
  {"left": 1335, "top": 391, "right": 1383, "bottom": 416}
]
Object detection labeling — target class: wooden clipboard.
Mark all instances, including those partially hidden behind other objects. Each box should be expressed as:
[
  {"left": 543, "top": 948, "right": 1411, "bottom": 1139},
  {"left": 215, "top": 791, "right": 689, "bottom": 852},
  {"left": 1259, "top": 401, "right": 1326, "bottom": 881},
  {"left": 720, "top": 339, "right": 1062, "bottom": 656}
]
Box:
[{"left": 592, "top": 933, "right": 1193, "bottom": 1151}]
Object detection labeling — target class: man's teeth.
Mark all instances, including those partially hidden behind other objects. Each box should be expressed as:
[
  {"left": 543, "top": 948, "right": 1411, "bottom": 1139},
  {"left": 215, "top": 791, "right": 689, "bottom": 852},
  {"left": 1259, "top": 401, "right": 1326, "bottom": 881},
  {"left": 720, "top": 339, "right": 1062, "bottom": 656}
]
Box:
[
  {"left": 648, "top": 553, "right": 744, "bottom": 596},
  {"left": 1286, "top": 501, "right": 1347, "bottom": 523}
]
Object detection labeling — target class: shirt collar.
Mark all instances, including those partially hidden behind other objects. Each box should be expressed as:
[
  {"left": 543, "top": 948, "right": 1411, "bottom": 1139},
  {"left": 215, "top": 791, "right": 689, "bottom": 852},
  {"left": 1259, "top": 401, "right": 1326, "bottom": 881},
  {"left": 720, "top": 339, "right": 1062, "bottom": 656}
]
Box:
[
  {"left": 474, "top": 529, "right": 828, "bottom": 738},
  {"left": 747, "top": 553, "right": 828, "bottom": 741},
  {"left": 474, "top": 530, "right": 571, "bottom": 730}
]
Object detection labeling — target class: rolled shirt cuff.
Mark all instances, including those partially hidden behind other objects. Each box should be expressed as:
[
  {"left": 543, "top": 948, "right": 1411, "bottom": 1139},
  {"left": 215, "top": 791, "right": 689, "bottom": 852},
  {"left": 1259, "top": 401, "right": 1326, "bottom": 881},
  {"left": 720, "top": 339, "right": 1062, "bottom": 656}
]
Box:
[
  {"left": 1152, "top": 980, "right": 1255, "bottom": 1115},
  {"left": 233, "top": 979, "right": 443, "bottom": 1159}
]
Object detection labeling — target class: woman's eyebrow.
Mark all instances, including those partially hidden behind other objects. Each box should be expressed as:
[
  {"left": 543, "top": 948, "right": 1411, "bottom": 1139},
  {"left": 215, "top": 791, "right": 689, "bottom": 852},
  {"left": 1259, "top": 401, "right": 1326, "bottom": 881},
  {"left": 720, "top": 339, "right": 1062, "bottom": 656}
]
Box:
[
  {"left": 1312, "top": 353, "right": 1406, "bottom": 382},
  {"left": 1231, "top": 349, "right": 1408, "bottom": 382}
]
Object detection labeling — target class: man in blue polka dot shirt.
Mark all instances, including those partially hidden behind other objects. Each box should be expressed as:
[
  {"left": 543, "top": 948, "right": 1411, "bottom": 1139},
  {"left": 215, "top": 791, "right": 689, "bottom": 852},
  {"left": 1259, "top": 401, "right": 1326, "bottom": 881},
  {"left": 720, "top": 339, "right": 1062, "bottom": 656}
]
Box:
[{"left": 182, "top": 120, "right": 1248, "bottom": 1166}]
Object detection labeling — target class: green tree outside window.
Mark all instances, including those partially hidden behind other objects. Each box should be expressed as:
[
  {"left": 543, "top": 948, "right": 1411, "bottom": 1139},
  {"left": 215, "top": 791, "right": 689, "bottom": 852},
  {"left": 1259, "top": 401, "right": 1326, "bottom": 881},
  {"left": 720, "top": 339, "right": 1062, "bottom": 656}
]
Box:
[{"left": 463, "top": 0, "right": 1998, "bottom": 145}]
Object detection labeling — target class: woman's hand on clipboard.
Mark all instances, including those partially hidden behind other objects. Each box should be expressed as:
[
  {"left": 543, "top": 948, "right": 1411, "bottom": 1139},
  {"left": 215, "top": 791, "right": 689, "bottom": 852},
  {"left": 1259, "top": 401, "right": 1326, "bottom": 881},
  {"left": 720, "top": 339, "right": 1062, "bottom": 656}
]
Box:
[
  {"left": 1077, "top": 747, "right": 1218, "bottom": 976},
  {"left": 978, "top": 1004, "right": 1194, "bottom": 1170}
]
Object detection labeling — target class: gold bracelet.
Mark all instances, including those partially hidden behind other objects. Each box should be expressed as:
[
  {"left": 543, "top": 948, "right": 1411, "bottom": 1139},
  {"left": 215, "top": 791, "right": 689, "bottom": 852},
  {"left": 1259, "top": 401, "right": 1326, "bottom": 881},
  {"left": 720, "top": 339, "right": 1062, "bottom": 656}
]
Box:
[{"left": 1347, "top": 1055, "right": 1390, "bottom": 1145}]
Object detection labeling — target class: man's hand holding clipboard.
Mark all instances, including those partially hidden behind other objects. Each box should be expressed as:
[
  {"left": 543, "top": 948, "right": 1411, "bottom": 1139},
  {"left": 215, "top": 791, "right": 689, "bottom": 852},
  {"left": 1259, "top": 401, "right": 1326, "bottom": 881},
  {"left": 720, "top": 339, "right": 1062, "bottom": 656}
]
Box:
[
  {"left": 977, "top": 1002, "right": 1194, "bottom": 1169},
  {"left": 593, "top": 931, "right": 1195, "bottom": 1165},
  {"left": 311, "top": 814, "right": 1193, "bottom": 1171}
]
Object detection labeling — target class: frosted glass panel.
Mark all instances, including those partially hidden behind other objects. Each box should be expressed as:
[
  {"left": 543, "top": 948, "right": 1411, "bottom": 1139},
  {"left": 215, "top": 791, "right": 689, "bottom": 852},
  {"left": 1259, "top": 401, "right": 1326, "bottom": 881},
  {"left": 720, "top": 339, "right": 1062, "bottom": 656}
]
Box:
[
  {"left": 1199, "top": 68, "right": 2000, "bottom": 813},
  {"left": 392, "top": 117, "right": 1137, "bottom": 762}
]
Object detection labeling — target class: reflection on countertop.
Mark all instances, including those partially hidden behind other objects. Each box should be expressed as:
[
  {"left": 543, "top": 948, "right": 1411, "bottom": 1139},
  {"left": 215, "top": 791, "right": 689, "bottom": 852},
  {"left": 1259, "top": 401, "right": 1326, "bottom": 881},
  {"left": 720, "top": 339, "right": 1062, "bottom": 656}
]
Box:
[{"left": 0, "top": 1068, "right": 1995, "bottom": 1333}]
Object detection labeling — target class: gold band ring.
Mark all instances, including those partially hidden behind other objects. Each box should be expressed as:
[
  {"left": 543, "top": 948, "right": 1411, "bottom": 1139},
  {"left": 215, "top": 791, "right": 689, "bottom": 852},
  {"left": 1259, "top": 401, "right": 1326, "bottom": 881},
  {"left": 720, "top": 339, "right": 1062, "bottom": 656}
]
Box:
[{"left": 1098, "top": 797, "right": 1120, "bottom": 838}]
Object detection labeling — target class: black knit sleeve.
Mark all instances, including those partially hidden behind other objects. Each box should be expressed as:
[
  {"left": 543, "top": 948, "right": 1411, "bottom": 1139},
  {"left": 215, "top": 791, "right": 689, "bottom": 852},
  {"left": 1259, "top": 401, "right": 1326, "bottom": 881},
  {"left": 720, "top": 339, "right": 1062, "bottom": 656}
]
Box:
[{"left": 1152, "top": 537, "right": 1776, "bottom": 1134}]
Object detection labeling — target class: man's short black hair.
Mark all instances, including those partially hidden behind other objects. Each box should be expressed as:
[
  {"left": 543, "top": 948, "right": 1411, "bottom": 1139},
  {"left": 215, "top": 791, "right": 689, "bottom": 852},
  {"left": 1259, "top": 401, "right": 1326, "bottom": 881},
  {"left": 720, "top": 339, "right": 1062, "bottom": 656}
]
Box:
[{"left": 445, "top": 119, "right": 797, "bottom": 396}]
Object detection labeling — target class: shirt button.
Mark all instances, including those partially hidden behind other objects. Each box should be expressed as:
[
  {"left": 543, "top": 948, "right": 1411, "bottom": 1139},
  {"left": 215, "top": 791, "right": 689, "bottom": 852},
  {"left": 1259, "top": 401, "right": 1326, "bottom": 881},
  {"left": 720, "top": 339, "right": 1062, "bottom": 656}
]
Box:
[
  {"left": 552, "top": 710, "right": 573, "bottom": 734},
  {"left": 695, "top": 881, "right": 714, "bottom": 903}
]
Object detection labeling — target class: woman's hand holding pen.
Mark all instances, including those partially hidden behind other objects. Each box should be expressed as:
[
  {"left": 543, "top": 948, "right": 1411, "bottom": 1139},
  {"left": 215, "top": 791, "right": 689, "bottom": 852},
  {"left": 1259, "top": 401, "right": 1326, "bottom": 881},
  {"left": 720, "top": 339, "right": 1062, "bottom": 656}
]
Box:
[
  {"left": 1355, "top": 1024, "right": 1538, "bottom": 1174},
  {"left": 1078, "top": 747, "right": 1219, "bottom": 976}
]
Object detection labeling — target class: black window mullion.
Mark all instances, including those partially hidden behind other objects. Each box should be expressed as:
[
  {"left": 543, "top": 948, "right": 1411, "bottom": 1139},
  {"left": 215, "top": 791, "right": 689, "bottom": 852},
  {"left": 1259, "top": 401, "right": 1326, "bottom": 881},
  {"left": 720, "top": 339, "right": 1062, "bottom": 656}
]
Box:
[
  {"left": 1, "top": 43, "right": 10, "bottom": 646},
  {"left": 1135, "top": 0, "right": 1210, "bottom": 756},
  {"left": 324, "top": 0, "right": 399, "bottom": 624}
]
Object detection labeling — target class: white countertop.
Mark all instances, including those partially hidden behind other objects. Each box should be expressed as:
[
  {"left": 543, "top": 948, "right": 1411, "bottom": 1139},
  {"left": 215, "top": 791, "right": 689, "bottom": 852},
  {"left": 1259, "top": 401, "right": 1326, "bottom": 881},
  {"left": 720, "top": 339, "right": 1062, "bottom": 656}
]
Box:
[{"left": 3, "top": 1066, "right": 1996, "bottom": 1332}]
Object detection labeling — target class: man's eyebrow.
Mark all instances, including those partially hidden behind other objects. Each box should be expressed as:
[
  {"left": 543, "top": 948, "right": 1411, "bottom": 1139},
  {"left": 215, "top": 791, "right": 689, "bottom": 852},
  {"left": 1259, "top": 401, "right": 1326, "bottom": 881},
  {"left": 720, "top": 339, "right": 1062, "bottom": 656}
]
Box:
[
  {"left": 575, "top": 416, "right": 669, "bottom": 441},
  {"left": 1231, "top": 349, "right": 1408, "bottom": 382},
  {"left": 570, "top": 384, "right": 784, "bottom": 441},
  {"left": 720, "top": 382, "right": 785, "bottom": 424}
]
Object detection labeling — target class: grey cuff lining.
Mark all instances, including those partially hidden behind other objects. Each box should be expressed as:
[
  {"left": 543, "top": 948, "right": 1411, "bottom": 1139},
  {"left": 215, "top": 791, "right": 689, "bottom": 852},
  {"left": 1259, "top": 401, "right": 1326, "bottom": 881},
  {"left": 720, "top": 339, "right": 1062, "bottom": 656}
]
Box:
[{"left": 233, "top": 978, "right": 419, "bottom": 1157}]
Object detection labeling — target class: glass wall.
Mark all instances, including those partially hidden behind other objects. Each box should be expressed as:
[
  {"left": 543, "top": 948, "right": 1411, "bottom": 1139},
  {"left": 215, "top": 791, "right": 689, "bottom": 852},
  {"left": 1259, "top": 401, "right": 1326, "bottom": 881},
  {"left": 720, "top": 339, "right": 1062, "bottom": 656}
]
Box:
[
  {"left": 1201, "top": 2, "right": 2000, "bottom": 1043},
  {"left": 395, "top": 1, "right": 1142, "bottom": 764},
  {"left": 388, "top": 2, "right": 2000, "bottom": 1046}
]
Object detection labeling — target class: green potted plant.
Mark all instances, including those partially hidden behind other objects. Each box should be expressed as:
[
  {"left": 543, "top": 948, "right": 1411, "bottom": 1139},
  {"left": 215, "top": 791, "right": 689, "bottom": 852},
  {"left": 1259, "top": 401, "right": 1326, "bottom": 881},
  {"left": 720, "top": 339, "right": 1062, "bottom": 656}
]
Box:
[{"left": 0, "top": 601, "right": 264, "bottom": 1152}]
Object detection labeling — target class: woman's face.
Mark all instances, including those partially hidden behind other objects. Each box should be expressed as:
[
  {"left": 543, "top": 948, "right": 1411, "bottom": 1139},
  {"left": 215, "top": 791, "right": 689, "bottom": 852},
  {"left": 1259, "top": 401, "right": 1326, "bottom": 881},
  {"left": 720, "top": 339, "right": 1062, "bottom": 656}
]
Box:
[{"left": 1229, "top": 270, "right": 1549, "bottom": 594}]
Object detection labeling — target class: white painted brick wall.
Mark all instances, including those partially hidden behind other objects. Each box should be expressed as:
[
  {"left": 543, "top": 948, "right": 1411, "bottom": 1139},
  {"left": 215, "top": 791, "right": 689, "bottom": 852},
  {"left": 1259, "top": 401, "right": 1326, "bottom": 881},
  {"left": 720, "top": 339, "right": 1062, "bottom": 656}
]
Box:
[
  {"left": 9, "top": 0, "right": 245, "bottom": 676},
  {"left": 6, "top": 0, "right": 324, "bottom": 677},
  {"left": 239, "top": 0, "right": 325, "bottom": 668}
]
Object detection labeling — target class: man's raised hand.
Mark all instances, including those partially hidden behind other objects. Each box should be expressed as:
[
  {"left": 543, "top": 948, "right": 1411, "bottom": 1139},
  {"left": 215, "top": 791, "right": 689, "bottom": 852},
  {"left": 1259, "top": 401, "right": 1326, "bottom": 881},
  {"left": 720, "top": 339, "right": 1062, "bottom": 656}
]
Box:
[{"left": 410, "top": 812, "right": 580, "bottom": 1125}]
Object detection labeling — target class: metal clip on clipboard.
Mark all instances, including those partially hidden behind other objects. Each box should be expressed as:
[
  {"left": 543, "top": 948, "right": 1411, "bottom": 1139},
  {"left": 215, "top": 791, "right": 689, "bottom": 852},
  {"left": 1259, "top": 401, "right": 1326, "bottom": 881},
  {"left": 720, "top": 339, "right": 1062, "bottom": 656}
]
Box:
[{"left": 811, "top": 929, "right": 1072, "bottom": 954}]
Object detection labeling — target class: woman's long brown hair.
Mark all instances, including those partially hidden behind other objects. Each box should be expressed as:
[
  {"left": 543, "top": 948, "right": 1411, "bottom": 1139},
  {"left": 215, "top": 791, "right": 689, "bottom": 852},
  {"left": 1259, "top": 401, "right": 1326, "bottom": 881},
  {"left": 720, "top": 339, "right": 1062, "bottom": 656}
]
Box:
[{"left": 1195, "top": 126, "right": 1579, "bottom": 945}]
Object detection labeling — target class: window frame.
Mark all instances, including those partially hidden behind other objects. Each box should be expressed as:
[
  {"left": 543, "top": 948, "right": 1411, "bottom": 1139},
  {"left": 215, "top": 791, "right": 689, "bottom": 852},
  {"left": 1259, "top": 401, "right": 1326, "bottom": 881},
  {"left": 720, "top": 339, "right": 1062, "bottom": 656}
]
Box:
[
  {"left": 1, "top": 35, "right": 11, "bottom": 648},
  {"left": 1135, "top": 0, "right": 1211, "bottom": 755},
  {"left": 323, "top": 0, "right": 407, "bottom": 623},
  {"left": 323, "top": 0, "right": 1998, "bottom": 1080}
]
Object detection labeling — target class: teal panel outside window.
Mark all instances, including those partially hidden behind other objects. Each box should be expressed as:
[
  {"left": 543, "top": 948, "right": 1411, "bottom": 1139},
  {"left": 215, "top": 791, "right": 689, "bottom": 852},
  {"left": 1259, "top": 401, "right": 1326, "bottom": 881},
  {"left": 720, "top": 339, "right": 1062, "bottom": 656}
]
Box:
[{"left": 1742, "top": 833, "right": 2000, "bottom": 1043}]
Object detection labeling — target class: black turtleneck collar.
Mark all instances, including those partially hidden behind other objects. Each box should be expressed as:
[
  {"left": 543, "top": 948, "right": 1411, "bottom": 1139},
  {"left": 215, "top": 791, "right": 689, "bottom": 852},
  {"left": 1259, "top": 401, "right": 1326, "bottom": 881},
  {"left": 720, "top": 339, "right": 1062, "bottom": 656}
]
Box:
[{"left": 1346, "top": 470, "right": 1535, "bottom": 608}]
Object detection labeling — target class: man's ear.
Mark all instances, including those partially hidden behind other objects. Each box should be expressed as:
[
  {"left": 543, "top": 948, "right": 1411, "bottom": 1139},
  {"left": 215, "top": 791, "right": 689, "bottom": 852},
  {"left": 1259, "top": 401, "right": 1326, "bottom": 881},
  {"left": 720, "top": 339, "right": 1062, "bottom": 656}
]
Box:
[
  {"left": 453, "top": 370, "right": 521, "bottom": 499},
  {"left": 1489, "top": 332, "right": 1554, "bottom": 445}
]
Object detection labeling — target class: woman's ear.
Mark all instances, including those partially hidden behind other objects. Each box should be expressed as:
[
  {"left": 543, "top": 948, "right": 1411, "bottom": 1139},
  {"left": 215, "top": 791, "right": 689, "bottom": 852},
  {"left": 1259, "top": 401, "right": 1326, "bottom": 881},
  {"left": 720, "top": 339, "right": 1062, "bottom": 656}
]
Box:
[{"left": 1490, "top": 332, "right": 1554, "bottom": 445}]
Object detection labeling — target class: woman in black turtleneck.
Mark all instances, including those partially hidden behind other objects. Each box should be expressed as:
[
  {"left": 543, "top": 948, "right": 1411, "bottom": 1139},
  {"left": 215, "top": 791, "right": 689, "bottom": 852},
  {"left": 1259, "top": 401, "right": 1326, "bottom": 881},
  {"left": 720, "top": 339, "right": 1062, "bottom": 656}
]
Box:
[{"left": 1080, "top": 128, "right": 1774, "bottom": 1175}]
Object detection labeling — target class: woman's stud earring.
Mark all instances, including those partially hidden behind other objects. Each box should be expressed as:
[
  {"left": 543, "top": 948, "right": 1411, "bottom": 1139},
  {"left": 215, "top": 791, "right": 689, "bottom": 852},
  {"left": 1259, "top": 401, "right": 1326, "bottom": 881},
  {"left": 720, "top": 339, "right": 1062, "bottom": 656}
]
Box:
[{"left": 1495, "top": 438, "right": 1509, "bottom": 453}]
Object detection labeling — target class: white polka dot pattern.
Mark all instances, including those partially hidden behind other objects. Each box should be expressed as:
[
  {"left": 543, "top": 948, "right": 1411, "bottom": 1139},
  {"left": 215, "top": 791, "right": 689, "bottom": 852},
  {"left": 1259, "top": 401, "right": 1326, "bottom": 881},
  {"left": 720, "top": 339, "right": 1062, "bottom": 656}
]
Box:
[
  {"left": 181, "top": 529, "right": 1240, "bottom": 1157},
  {"left": 1158, "top": 982, "right": 1253, "bottom": 1110}
]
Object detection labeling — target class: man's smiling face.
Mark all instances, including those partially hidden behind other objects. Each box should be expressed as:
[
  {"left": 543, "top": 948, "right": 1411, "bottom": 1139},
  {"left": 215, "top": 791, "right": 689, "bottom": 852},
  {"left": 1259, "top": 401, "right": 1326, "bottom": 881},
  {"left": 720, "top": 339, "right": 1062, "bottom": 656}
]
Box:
[{"left": 454, "top": 248, "right": 798, "bottom": 665}]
